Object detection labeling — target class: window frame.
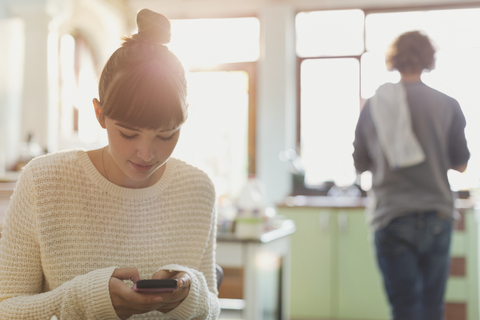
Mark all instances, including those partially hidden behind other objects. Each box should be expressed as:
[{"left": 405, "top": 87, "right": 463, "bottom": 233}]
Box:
[{"left": 295, "top": 2, "right": 480, "bottom": 163}]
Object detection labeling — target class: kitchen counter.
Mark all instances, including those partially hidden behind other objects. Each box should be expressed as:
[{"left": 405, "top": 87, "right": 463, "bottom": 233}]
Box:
[
  {"left": 217, "top": 219, "right": 295, "bottom": 243},
  {"left": 278, "top": 195, "right": 475, "bottom": 210},
  {"left": 278, "top": 195, "right": 368, "bottom": 209},
  {"left": 216, "top": 219, "right": 295, "bottom": 320}
]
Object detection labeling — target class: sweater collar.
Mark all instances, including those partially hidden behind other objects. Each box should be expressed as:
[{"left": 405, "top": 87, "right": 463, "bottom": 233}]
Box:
[{"left": 77, "top": 150, "right": 175, "bottom": 199}]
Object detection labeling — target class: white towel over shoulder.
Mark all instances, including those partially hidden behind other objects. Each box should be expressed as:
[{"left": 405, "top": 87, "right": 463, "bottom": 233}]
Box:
[{"left": 370, "top": 82, "right": 425, "bottom": 169}]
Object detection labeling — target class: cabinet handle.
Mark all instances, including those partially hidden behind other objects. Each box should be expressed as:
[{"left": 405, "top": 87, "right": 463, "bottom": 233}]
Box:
[
  {"left": 318, "top": 211, "right": 330, "bottom": 233},
  {"left": 337, "top": 212, "right": 348, "bottom": 234}
]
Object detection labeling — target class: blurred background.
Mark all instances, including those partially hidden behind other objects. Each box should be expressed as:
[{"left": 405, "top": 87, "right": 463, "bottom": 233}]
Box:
[
  {"left": 1, "top": 0, "right": 480, "bottom": 204},
  {"left": 1, "top": 1, "right": 480, "bottom": 319}
]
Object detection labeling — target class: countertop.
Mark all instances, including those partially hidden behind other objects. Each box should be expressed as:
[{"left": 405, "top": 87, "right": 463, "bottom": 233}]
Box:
[
  {"left": 0, "top": 182, "right": 16, "bottom": 197},
  {"left": 278, "top": 195, "right": 476, "bottom": 210},
  {"left": 0, "top": 171, "right": 20, "bottom": 198},
  {"left": 217, "top": 219, "right": 296, "bottom": 243},
  {"left": 278, "top": 195, "right": 369, "bottom": 209}
]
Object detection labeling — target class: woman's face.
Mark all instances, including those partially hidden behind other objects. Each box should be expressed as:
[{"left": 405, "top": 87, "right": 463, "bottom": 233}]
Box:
[{"left": 103, "top": 116, "right": 180, "bottom": 188}]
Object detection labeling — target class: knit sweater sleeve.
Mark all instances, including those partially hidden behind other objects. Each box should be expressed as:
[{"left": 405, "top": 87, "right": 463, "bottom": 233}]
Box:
[
  {"left": 159, "top": 210, "right": 220, "bottom": 319},
  {"left": 0, "top": 164, "right": 120, "bottom": 320}
]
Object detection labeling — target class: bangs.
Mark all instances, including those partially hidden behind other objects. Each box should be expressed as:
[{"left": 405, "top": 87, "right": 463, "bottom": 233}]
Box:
[{"left": 102, "top": 62, "right": 187, "bottom": 130}]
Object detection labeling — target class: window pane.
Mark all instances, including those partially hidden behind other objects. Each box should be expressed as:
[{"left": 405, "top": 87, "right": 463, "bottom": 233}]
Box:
[
  {"left": 423, "top": 8, "right": 480, "bottom": 50},
  {"left": 361, "top": 52, "right": 400, "bottom": 99},
  {"left": 296, "top": 9, "right": 364, "bottom": 57},
  {"left": 172, "top": 71, "right": 249, "bottom": 199},
  {"left": 365, "top": 11, "right": 426, "bottom": 53},
  {"left": 58, "top": 35, "right": 106, "bottom": 150},
  {"left": 366, "top": 8, "right": 480, "bottom": 53},
  {"left": 59, "top": 34, "right": 76, "bottom": 138},
  {"left": 422, "top": 48, "right": 480, "bottom": 190},
  {"left": 169, "top": 18, "right": 260, "bottom": 68},
  {"left": 300, "top": 58, "right": 360, "bottom": 187}
]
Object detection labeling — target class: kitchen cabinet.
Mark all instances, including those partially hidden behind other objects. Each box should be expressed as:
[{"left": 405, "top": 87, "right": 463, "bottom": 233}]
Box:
[
  {"left": 336, "top": 209, "right": 390, "bottom": 319},
  {"left": 278, "top": 196, "right": 479, "bottom": 320},
  {"left": 278, "top": 205, "right": 389, "bottom": 320},
  {"left": 216, "top": 220, "right": 296, "bottom": 320},
  {"left": 444, "top": 205, "right": 479, "bottom": 320}
]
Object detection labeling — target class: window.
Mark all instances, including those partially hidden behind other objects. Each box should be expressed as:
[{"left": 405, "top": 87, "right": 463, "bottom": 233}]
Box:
[
  {"left": 169, "top": 17, "right": 260, "bottom": 200},
  {"left": 297, "top": 7, "right": 480, "bottom": 192},
  {"left": 173, "top": 65, "right": 255, "bottom": 199},
  {"left": 169, "top": 17, "right": 260, "bottom": 68},
  {"left": 58, "top": 34, "right": 105, "bottom": 150},
  {"left": 296, "top": 9, "right": 364, "bottom": 57},
  {"left": 296, "top": 9, "right": 364, "bottom": 188},
  {"left": 300, "top": 58, "right": 360, "bottom": 187},
  {"left": 58, "top": 18, "right": 260, "bottom": 201}
]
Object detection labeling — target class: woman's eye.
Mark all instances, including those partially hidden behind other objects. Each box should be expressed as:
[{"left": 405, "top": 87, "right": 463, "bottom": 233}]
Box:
[
  {"left": 120, "top": 132, "right": 137, "bottom": 140},
  {"left": 158, "top": 135, "right": 174, "bottom": 141}
]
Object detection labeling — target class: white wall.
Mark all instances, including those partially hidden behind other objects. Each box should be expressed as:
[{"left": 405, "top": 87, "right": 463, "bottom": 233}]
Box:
[{"left": 256, "top": 4, "right": 297, "bottom": 206}]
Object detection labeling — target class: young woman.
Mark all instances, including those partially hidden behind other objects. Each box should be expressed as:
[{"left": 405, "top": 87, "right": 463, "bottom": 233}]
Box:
[{"left": 0, "top": 9, "right": 220, "bottom": 319}]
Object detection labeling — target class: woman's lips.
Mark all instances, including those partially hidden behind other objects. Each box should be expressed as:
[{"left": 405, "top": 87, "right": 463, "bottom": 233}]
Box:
[{"left": 130, "top": 161, "right": 154, "bottom": 172}]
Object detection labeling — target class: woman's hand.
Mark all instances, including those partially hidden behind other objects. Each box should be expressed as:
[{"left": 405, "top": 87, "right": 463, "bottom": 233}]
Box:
[
  {"left": 151, "top": 270, "right": 191, "bottom": 313},
  {"left": 109, "top": 268, "right": 165, "bottom": 320}
]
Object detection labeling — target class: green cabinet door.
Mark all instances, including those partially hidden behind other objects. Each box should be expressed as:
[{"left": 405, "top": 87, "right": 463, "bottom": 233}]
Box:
[
  {"left": 281, "top": 206, "right": 479, "bottom": 320},
  {"left": 280, "top": 207, "right": 390, "bottom": 320},
  {"left": 281, "top": 208, "right": 335, "bottom": 318},
  {"left": 464, "top": 210, "right": 479, "bottom": 320},
  {"left": 336, "top": 210, "right": 390, "bottom": 319}
]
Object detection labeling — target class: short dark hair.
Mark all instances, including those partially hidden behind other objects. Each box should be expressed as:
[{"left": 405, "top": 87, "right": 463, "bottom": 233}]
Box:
[
  {"left": 385, "top": 31, "right": 436, "bottom": 74},
  {"left": 98, "top": 9, "right": 187, "bottom": 130}
]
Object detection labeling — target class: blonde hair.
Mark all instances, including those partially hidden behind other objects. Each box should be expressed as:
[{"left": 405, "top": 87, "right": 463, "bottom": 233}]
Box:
[
  {"left": 97, "top": 9, "right": 187, "bottom": 130},
  {"left": 385, "top": 31, "right": 436, "bottom": 74}
]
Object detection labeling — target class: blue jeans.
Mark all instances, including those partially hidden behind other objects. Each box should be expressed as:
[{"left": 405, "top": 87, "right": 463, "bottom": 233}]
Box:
[{"left": 374, "top": 211, "right": 453, "bottom": 320}]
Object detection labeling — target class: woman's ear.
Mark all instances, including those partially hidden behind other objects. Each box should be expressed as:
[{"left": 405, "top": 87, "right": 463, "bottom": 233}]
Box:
[{"left": 93, "top": 98, "right": 106, "bottom": 129}]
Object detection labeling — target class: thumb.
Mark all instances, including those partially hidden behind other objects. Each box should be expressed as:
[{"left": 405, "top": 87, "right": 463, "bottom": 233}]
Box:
[
  {"left": 112, "top": 267, "right": 141, "bottom": 283},
  {"left": 175, "top": 272, "right": 191, "bottom": 288},
  {"left": 152, "top": 269, "right": 175, "bottom": 280}
]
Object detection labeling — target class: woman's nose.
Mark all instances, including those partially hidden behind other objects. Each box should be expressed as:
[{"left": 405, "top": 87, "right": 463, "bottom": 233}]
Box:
[{"left": 136, "top": 143, "right": 155, "bottom": 162}]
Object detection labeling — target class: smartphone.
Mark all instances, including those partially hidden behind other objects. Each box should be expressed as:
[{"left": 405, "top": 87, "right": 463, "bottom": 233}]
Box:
[{"left": 132, "top": 279, "right": 178, "bottom": 293}]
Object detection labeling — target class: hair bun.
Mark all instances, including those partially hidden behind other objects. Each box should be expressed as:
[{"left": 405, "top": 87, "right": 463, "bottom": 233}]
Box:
[{"left": 136, "top": 9, "right": 171, "bottom": 45}]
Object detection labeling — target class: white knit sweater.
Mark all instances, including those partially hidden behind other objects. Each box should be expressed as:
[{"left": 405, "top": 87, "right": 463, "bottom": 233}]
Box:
[{"left": 0, "top": 150, "right": 219, "bottom": 319}]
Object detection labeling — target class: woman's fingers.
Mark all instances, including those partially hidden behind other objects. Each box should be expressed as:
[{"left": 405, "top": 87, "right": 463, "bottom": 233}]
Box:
[
  {"left": 109, "top": 267, "right": 166, "bottom": 318},
  {"left": 149, "top": 270, "right": 191, "bottom": 313},
  {"left": 174, "top": 272, "right": 191, "bottom": 288},
  {"left": 151, "top": 270, "right": 191, "bottom": 288}
]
